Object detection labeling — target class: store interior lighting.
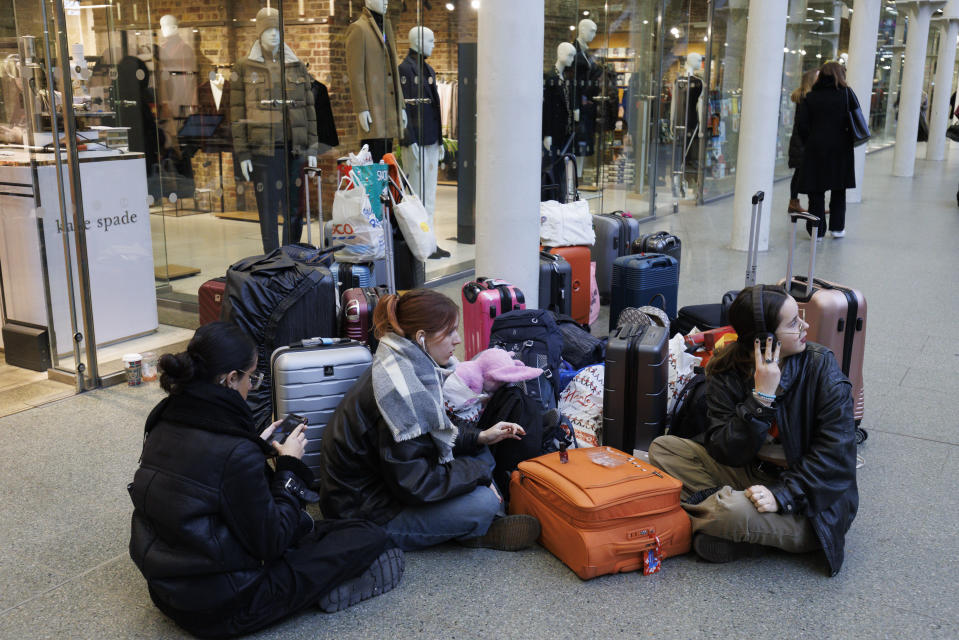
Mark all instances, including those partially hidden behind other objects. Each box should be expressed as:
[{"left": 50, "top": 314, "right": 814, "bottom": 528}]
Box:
[{"left": 445, "top": 2, "right": 455, "bottom": 10}]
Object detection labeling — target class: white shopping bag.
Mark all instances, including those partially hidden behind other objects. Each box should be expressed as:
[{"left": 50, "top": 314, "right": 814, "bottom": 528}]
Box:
[
  {"left": 540, "top": 199, "right": 595, "bottom": 247},
  {"left": 330, "top": 173, "right": 386, "bottom": 263},
  {"left": 389, "top": 164, "right": 437, "bottom": 262}
]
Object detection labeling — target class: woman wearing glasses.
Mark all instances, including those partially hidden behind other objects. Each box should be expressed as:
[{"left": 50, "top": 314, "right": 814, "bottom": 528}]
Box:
[
  {"left": 650, "top": 285, "right": 858, "bottom": 576},
  {"left": 129, "top": 322, "right": 403, "bottom": 638}
]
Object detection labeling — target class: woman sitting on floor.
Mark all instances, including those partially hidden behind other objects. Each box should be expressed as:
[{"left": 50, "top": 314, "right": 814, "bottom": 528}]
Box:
[
  {"left": 128, "top": 322, "right": 402, "bottom": 638},
  {"left": 318, "top": 289, "right": 541, "bottom": 551},
  {"left": 649, "top": 285, "right": 858, "bottom": 576}
]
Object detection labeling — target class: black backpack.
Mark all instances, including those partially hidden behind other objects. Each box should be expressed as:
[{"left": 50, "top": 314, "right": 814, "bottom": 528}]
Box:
[
  {"left": 489, "top": 309, "right": 563, "bottom": 410},
  {"left": 667, "top": 369, "right": 710, "bottom": 441}
]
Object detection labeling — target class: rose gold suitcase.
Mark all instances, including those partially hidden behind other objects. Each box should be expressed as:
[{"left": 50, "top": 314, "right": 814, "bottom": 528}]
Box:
[{"left": 780, "top": 212, "right": 867, "bottom": 436}]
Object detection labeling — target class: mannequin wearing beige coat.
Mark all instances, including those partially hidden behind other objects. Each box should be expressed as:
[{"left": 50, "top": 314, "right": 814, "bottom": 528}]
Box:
[{"left": 345, "top": 0, "right": 406, "bottom": 142}]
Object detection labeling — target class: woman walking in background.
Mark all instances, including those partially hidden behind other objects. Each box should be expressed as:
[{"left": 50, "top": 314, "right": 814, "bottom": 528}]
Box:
[
  {"left": 796, "top": 61, "right": 857, "bottom": 238},
  {"left": 787, "top": 69, "right": 819, "bottom": 214}
]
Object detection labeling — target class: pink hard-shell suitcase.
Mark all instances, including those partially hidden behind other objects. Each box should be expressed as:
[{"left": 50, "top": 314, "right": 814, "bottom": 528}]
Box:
[
  {"left": 781, "top": 212, "right": 867, "bottom": 439},
  {"left": 461, "top": 278, "right": 526, "bottom": 360}
]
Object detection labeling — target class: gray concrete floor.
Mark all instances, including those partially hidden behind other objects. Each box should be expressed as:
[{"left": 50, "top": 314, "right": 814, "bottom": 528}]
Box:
[{"left": 1, "top": 146, "right": 958, "bottom": 638}]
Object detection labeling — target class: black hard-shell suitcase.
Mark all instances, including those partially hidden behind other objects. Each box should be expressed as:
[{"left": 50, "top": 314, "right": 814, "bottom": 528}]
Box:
[
  {"left": 603, "top": 320, "right": 669, "bottom": 453},
  {"left": 538, "top": 251, "right": 572, "bottom": 316},
  {"left": 632, "top": 231, "right": 682, "bottom": 273},
  {"left": 591, "top": 211, "right": 640, "bottom": 303},
  {"left": 673, "top": 191, "right": 764, "bottom": 333},
  {"left": 221, "top": 251, "right": 337, "bottom": 429},
  {"left": 271, "top": 338, "right": 373, "bottom": 474}
]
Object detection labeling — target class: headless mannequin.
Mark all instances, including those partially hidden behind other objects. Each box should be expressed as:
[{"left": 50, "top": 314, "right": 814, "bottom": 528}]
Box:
[
  {"left": 543, "top": 42, "right": 576, "bottom": 152},
  {"left": 400, "top": 26, "right": 448, "bottom": 258},
  {"left": 571, "top": 19, "right": 598, "bottom": 176},
  {"left": 240, "top": 28, "right": 316, "bottom": 181},
  {"left": 673, "top": 52, "right": 704, "bottom": 140},
  {"left": 354, "top": 0, "right": 407, "bottom": 159}
]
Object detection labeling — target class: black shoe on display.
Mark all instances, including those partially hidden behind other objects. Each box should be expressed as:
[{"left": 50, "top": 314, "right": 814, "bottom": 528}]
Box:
[
  {"left": 457, "top": 514, "right": 541, "bottom": 551},
  {"left": 428, "top": 246, "right": 451, "bottom": 259},
  {"left": 318, "top": 548, "right": 405, "bottom": 613},
  {"left": 692, "top": 533, "right": 764, "bottom": 564}
]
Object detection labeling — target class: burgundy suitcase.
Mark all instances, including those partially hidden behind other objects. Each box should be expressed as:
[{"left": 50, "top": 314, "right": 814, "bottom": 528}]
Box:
[
  {"left": 542, "top": 245, "right": 591, "bottom": 325},
  {"left": 340, "top": 285, "right": 389, "bottom": 348},
  {"left": 461, "top": 278, "right": 526, "bottom": 360},
  {"left": 198, "top": 277, "right": 226, "bottom": 325},
  {"left": 781, "top": 212, "right": 867, "bottom": 432}
]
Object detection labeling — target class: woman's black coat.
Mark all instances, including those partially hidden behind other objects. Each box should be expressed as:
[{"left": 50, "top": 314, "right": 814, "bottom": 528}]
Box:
[
  {"left": 797, "top": 78, "right": 857, "bottom": 193},
  {"left": 318, "top": 367, "right": 491, "bottom": 525},
  {"left": 129, "top": 382, "right": 322, "bottom": 612},
  {"left": 703, "top": 343, "right": 859, "bottom": 576}
]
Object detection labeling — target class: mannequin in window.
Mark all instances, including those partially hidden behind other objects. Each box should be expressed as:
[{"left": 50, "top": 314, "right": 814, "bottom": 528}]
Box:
[
  {"left": 232, "top": 7, "right": 318, "bottom": 253},
  {"left": 157, "top": 15, "right": 199, "bottom": 199},
  {"left": 346, "top": 0, "right": 407, "bottom": 162},
  {"left": 571, "top": 18, "right": 601, "bottom": 173},
  {"left": 399, "top": 26, "right": 448, "bottom": 260},
  {"left": 673, "top": 52, "right": 704, "bottom": 171},
  {"left": 542, "top": 42, "right": 576, "bottom": 202}
]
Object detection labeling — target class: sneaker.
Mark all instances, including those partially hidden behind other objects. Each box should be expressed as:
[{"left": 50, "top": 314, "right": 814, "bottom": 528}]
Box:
[
  {"left": 692, "top": 533, "right": 764, "bottom": 564},
  {"left": 831, "top": 230, "right": 845, "bottom": 238},
  {"left": 318, "top": 548, "right": 405, "bottom": 613},
  {"left": 457, "top": 514, "right": 541, "bottom": 551}
]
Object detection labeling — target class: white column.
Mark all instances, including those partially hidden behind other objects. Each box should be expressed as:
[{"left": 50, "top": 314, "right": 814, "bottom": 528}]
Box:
[
  {"left": 846, "top": 0, "right": 883, "bottom": 203},
  {"left": 926, "top": 1, "right": 959, "bottom": 160},
  {"left": 884, "top": 18, "right": 906, "bottom": 140},
  {"left": 475, "top": 0, "right": 544, "bottom": 307},
  {"left": 729, "top": 0, "right": 788, "bottom": 252},
  {"left": 892, "top": 1, "right": 945, "bottom": 177}
]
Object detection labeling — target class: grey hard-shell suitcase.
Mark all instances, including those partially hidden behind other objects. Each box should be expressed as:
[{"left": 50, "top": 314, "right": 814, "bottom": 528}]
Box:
[
  {"left": 271, "top": 338, "right": 373, "bottom": 474},
  {"left": 602, "top": 320, "right": 669, "bottom": 453},
  {"left": 591, "top": 211, "right": 640, "bottom": 303}
]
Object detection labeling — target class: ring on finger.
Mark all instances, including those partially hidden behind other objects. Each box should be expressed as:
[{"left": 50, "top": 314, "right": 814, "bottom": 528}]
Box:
[{"left": 764, "top": 358, "right": 773, "bottom": 363}]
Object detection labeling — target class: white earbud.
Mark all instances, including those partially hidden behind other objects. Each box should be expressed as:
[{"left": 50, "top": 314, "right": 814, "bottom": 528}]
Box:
[{"left": 419, "top": 336, "right": 426, "bottom": 349}]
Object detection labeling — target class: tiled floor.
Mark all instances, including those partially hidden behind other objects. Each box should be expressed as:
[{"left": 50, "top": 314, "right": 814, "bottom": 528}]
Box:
[{"left": 1, "top": 145, "right": 958, "bottom": 638}]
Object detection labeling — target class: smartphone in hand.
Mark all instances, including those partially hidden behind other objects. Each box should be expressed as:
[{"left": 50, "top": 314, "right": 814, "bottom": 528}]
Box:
[{"left": 267, "top": 413, "right": 307, "bottom": 446}]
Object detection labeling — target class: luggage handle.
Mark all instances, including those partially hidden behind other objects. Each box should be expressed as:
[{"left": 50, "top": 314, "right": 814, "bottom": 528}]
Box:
[
  {"left": 304, "top": 166, "right": 322, "bottom": 248},
  {"left": 785, "top": 211, "right": 819, "bottom": 298},
  {"left": 610, "top": 531, "right": 670, "bottom": 554},
  {"left": 744, "top": 190, "right": 763, "bottom": 287}
]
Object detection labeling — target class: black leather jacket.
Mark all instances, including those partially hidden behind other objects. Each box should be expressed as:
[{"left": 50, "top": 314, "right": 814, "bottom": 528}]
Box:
[
  {"left": 319, "top": 368, "right": 490, "bottom": 525},
  {"left": 704, "top": 343, "right": 858, "bottom": 576},
  {"left": 129, "top": 382, "right": 316, "bottom": 613}
]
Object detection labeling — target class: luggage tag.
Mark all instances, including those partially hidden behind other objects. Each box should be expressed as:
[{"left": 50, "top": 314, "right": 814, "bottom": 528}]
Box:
[{"left": 643, "top": 535, "right": 663, "bottom": 576}]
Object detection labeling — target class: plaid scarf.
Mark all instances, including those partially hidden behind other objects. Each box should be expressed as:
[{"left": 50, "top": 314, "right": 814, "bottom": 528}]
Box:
[{"left": 372, "top": 332, "right": 458, "bottom": 464}]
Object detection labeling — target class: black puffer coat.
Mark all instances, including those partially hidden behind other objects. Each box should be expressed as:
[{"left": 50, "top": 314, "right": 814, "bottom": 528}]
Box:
[
  {"left": 796, "top": 78, "right": 857, "bottom": 193},
  {"left": 318, "top": 368, "right": 491, "bottom": 525},
  {"left": 703, "top": 343, "right": 858, "bottom": 576},
  {"left": 128, "top": 382, "right": 316, "bottom": 613}
]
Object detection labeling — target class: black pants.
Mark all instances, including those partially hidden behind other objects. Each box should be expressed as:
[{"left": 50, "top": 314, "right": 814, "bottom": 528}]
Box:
[
  {"left": 360, "top": 138, "right": 392, "bottom": 162},
  {"left": 790, "top": 172, "right": 800, "bottom": 200},
  {"left": 806, "top": 189, "right": 846, "bottom": 236},
  {"left": 153, "top": 518, "right": 388, "bottom": 639},
  {"left": 251, "top": 148, "right": 306, "bottom": 253}
]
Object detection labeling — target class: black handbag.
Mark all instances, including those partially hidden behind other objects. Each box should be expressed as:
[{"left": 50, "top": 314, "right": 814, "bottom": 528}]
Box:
[{"left": 845, "top": 88, "right": 871, "bottom": 147}]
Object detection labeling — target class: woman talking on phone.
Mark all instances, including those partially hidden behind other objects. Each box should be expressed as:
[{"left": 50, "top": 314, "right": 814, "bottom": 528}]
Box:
[
  {"left": 649, "top": 285, "right": 858, "bottom": 576},
  {"left": 129, "top": 322, "right": 403, "bottom": 638}
]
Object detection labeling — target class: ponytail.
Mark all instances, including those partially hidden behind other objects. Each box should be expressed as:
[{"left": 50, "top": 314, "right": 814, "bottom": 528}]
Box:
[{"left": 159, "top": 321, "right": 256, "bottom": 394}]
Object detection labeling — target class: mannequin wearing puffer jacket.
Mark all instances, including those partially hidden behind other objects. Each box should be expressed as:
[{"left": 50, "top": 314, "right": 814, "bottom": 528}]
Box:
[
  {"left": 128, "top": 322, "right": 402, "bottom": 638},
  {"left": 650, "top": 285, "right": 858, "bottom": 576}
]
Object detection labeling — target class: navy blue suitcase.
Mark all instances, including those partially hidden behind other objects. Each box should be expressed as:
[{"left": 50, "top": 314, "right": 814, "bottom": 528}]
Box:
[
  {"left": 538, "top": 251, "right": 572, "bottom": 316},
  {"left": 631, "top": 231, "right": 682, "bottom": 274},
  {"left": 609, "top": 254, "right": 679, "bottom": 332},
  {"left": 591, "top": 211, "right": 641, "bottom": 303}
]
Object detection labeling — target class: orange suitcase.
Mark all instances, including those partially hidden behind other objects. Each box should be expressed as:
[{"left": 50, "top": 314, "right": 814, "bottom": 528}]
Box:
[{"left": 509, "top": 447, "right": 691, "bottom": 580}]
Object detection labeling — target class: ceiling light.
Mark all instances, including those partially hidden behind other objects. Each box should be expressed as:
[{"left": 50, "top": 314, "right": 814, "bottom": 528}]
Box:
[
  {"left": 569, "top": 25, "right": 575, "bottom": 30},
  {"left": 583, "top": 10, "right": 589, "bottom": 16},
  {"left": 471, "top": 0, "right": 479, "bottom": 8},
  {"left": 445, "top": 2, "right": 454, "bottom": 10}
]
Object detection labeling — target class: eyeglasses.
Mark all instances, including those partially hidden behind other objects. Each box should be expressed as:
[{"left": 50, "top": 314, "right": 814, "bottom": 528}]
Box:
[{"left": 248, "top": 370, "right": 264, "bottom": 390}]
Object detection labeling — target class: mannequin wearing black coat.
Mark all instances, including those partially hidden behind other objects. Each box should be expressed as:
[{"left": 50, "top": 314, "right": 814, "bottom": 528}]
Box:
[{"left": 797, "top": 77, "right": 857, "bottom": 236}]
